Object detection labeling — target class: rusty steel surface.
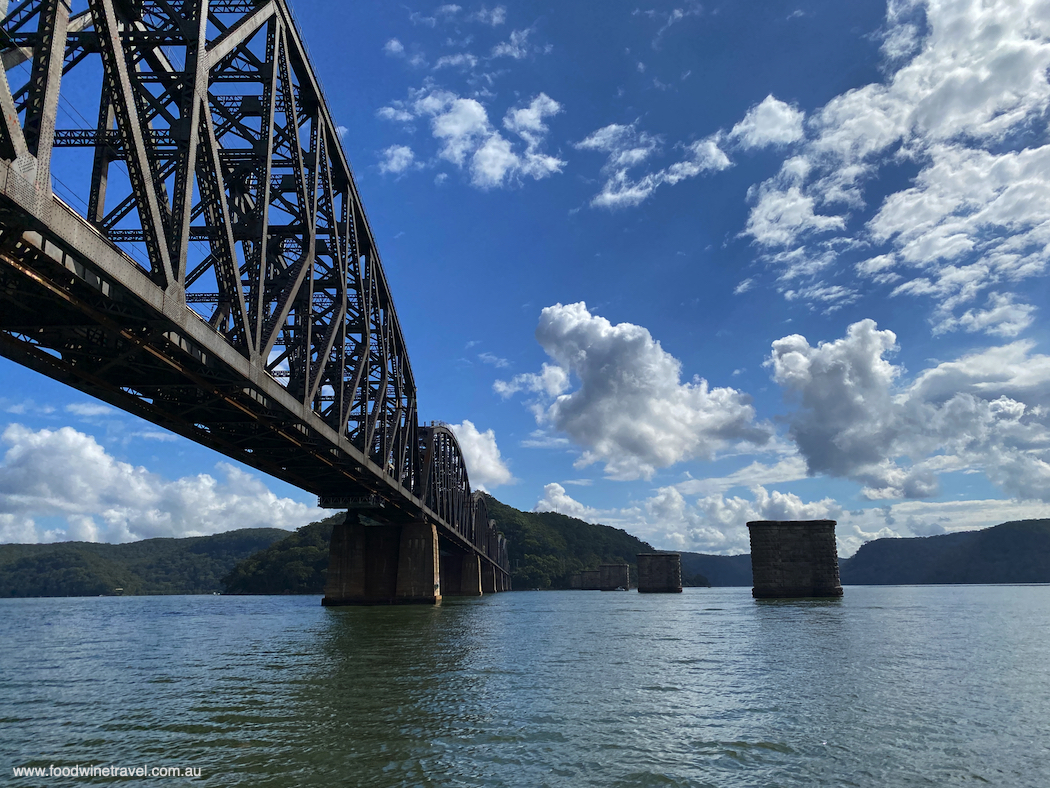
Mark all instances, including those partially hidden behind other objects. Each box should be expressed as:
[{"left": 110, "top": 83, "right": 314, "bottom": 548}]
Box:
[{"left": 0, "top": 0, "right": 509, "bottom": 574}]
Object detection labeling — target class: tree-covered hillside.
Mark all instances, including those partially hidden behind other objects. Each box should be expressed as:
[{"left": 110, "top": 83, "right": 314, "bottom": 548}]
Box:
[
  {"left": 0, "top": 528, "right": 289, "bottom": 597},
  {"left": 840, "top": 519, "right": 1050, "bottom": 584},
  {"left": 221, "top": 498, "right": 663, "bottom": 593},
  {"left": 222, "top": 513, "right": 344, "bottom": 594},
  {"left": 484, "top": 495, "right": 658, "bottom": 588}
]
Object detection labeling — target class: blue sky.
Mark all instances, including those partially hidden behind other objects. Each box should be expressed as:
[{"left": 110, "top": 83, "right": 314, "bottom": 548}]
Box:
[{"left": 3, "top": 0, "right": 1050, "bottom": 554}]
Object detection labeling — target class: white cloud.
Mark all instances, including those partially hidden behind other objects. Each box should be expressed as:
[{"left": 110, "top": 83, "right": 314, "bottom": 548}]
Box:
[
  {"left": 3, "top": 399, "right": 54, "bottom": 415},
  {"left": 497, "top": 303, "right": 772, "bottom": 480},
  {"left": 432, "top": 96, "right": 491, "bottom": 166},
  {"left": 448, "top": 420, "right": 514, "bottom": 490},
  {"left": 533, "top": 482, "right": 604, "bottom": 521},
  {"left": 576, "top": 124, "right": 730, "bottom": 209},
  {"left": 434, "top": 53, "right": 478, "bottom": 70},
  {"left": 577, "top": 123, "right": 660, "bottom": 171},
  {"left": 736, "top": 0, "right": 1050, "bottom": 322},
  {"left": 675, "top": 455, "right": 809, "bottom": 495},
  {"left": 470, "top": 5, "right": 506, "bottom": 26},
  {"left": 730, "top": 95, "right": 805, "bottom": 150},
  {"left": 383, "top": 38, "right": 404, "bottom": 56},
  {"left": 129, "top": 429, "right": 178, "bottom": 442},
  {"left": 491, "top": 28, "right": 531, "bottom": 59},
  {"left": 933, "top": 292, "right": 1036, "bottom": 338},
  {"left": 526, "top": 480, "right": 1050, "bottom": 557},
  {"left": 519, "top": 429, "right": 570, "bottom": 449},
  {"left": 649, "top": 5, "right": 703, "bottom": 48},
  {"left": 378, "top": 144, "right": 415, "bottom": 175},
  {"left": 385, "top": 89, "right": 564, "bottom": 189},
  {"left": 662, "top": 485, "right": 842, "bottom": 553},
  {"left": 537, "top": 484, "right": 840, "bottom": 555},
  {"left": 376, "top": 105, "right": 415, "bottom": 124},
  {"left": 494, "top": 362, "right": 570, "bottom": 398},
  {"left": 65, "top": 402, "right": 115, "bottom": 418},
  {"left": 745, "top": 184, "right": 846, "bottom": 247},
  {"left": 478, "top": 352, "right": 509, "bottom": 368},
  {"left": 768, "top": 319, "right": 1050, "bottom": 502},
  {"left": 0, "top": 424, "right": 321, "bottom": 544}
]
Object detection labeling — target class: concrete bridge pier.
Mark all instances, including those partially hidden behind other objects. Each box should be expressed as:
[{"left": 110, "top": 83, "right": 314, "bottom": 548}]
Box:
[
  {"left": 440, "top": 551, "right": 483, "bottom": 596},
  {"left": 461, "top": 554, "right": 483, "bottom": 595},
  {"left": 395, "top": 522, "right": 442, "bottom": 603},
  {"left": 481, "top": 562, "right": 496, "bottom": 594},
  {"left": 323, "top": 517, "right": 441, "bottom": 605}
]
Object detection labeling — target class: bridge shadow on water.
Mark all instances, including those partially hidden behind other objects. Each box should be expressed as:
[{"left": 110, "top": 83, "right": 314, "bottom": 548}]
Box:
[{"left": 271, "top": 598, "right": 507, "bottom": 787}]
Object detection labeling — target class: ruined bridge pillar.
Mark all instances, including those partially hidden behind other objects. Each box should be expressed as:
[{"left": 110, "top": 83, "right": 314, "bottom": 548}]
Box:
[
  {"left": 747, "top": 519, "right": 843, "bottom": 599},
  {"left": 323, "top": 517, "right": 441, "bottom": 605}
]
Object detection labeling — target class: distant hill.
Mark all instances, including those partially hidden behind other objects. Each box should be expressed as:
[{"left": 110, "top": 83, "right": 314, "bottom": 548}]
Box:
[
  {"left": 12, "top": 511, "right": 1044, "bottom": 599},
  {"left": 222, "top": 513, "right": 344, "bottom": 594},
  {"left": 679, "top": 552, "right": 752, "bottom": 587},
  {"left": 840, "top": 519, "right": 1050, "bottom": 585},
  {"left": 485, "top": 495, "right": 661, "bottom": 588},
  {"left": 0, "top": 528, "right": 290, "bottom": 597},
  {"left": 221, "top": 497, "right": 666, "bottom": 593}
]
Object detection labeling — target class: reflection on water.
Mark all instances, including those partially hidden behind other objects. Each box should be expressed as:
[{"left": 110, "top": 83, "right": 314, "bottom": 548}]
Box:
[{"left": 2, "top": 587, "right": 1049, "bottom": 787}]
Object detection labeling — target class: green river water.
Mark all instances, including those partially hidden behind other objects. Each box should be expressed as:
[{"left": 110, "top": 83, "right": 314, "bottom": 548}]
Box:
[{"left": 2, "top": 586, "right": 1048, "bottom": 786}]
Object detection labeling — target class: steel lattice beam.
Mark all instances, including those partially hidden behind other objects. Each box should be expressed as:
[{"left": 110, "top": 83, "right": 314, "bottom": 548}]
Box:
[{"left": 0, "top": 0, "right": 509, "bottom": 575}]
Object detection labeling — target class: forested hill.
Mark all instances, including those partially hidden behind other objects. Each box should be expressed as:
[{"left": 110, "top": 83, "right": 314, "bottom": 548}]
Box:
[
  {"left": 0, "top": 528, "right": 290, "bottom": 597},
  {"left": 221, "top": 513, "right": 344, "bottom": 594},
  {"left": 840, "top": 519, "right": 1050, "bottom": 585},
  {"left": 484, "top": 495, "right": 662, "bottom": 588},
  {"left": 223, "top": 497, "right": 676, "bottom": 593},
  {"left": 11, "top": 510, "right": 1045, "bottom": 599}
]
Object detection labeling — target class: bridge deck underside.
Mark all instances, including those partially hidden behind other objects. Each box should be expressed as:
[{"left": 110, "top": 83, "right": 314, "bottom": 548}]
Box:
[
  {"left": 0, "top": 207, "right": 390, "bottom": 502},
  {"left": 0, "top": 194, "right": 506, "bottom": 571}
]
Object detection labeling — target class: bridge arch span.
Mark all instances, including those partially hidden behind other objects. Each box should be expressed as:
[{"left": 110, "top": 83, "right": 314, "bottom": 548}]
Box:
[{"left": 0, "top": 0, "right": 509, "bottom": 599}]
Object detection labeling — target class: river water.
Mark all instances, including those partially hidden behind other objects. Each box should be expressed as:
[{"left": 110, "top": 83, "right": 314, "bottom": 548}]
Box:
[{"left": 2, "top": 586, "right": 1048, "bottom": 787}]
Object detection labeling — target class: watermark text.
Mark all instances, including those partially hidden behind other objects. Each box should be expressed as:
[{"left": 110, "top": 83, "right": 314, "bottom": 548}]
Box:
[{"left": 13, "top": 764, "right": 202, "bottom": 779}]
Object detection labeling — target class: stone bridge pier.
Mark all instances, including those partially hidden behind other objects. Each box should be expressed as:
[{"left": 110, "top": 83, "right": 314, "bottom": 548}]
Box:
[{"left": 323, "top": 516, "right": 501, "bottom": 605}]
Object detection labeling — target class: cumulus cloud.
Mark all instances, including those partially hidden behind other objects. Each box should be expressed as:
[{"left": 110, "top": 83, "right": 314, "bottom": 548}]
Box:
[
  {"left": 745, "top": 184, "right": 846, "bottom": 247},
  {"left": 533, "top": 482, "right": 604, "bottom": 521},
  {"left": 730, "top": 95, "right": 805, "bottom": 150},
  {"left": 494, "top": 362, "right": 570, "bottom": 398},
  {"left": 377, "top": 89, "right": 564, "bottom": 188},
  {"left": 448, "top": 420, "right": 514, "bottom": 490},
  {"left": 532, "top": 482, "right": 840, "bottom": 554},
  {"left": 769, "top": 319, "right": 1050, "bottom": 501},
  {"left": 496, "top": 303, "right": 772, "bottom": 480},
  {"left": 528, "top": 478, "right": 1050, "bottom": 556},
  {"left": 383, "top": 38, "right": 404, "bottom": 56},
  {"left": 378, "top": 144, "right": 415, "bottom": 175},
  {"left": 0, "top": 424, "right": 321, "bottom": 544},
  {"left": 576, "top": 123, "right": 730, "bottom": 208},
  {"left": 736, "top": 0, "right": 1050, "bottom": 326}
]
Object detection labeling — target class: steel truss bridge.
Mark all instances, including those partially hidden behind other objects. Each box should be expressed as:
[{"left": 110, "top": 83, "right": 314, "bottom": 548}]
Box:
[{"left": 0, "top": 0, "right": 510, "bottom": 599}]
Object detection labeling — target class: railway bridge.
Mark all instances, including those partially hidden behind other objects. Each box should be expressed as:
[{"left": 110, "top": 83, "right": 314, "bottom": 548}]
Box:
[{"left": 0, "top": 0, "right": 511, "bottom": 603}]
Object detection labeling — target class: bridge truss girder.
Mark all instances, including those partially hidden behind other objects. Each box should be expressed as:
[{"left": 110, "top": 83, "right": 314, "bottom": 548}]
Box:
[{"left": 0, "top": 0, "right": 509, "bottom": 575}]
